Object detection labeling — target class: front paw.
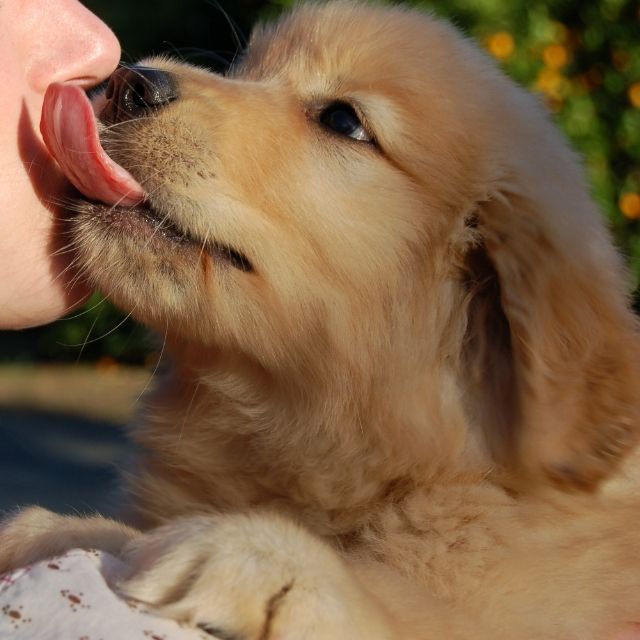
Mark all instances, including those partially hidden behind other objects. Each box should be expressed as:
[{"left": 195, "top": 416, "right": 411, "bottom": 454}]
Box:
[{"left": 118, "top": 513, "right": 396, "bottom": 640}]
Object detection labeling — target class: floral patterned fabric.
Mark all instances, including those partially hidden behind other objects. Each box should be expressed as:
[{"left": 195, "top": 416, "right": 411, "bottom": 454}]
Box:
[{"left": 0, "top": 549, "right": 207, "bottom": 639}]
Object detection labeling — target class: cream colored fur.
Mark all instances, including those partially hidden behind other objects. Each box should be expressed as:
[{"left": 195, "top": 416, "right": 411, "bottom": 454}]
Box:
[{"left": 3, "top": 2, "right": 640, "bottom": 638}]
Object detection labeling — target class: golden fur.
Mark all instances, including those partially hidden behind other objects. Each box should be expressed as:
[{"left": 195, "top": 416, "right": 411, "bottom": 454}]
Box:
[{"left": 3, "top": 2, "right": 640, "bottom": 638}]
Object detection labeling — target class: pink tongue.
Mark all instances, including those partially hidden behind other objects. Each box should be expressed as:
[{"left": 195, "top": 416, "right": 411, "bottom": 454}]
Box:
[{"left": 40, "top": 83, "right": 145, "bottom": 206}]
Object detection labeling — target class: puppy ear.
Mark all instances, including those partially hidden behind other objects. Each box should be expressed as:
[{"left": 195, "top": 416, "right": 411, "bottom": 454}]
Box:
[{"left": 460, "top": 185, "right": 640, "bottom": 492}]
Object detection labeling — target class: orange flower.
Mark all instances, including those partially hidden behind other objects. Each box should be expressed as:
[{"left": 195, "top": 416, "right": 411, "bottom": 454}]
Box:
[
  {"left": 535, "top": 68, "right": 567, "bottom": 99},
  {"left": 620, "top": 193, "right": 640, "bottom": 219},
  {"left": 628, "top": 83, "right": 640, "bottom": 108},
  {"left": 543, "top": 44, "right": 569, "bottom": 70},
  {"left": 486, "top": 32, "right": 514, "bottom": 61}
]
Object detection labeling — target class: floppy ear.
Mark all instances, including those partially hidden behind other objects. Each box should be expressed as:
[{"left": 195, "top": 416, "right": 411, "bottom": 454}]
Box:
[{"left": 460, "top": 182, "right": 640, "bottom": 492}]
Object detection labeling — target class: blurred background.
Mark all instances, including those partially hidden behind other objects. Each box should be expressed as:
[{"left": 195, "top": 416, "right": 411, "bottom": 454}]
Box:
[{"left": 0, "top": 0, "right": 638, "bottom": 513}]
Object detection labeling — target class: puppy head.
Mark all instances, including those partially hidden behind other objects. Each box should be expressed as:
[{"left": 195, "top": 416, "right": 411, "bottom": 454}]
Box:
[{"left": 58, "top": 1, "right": 639, "bottom": 488}]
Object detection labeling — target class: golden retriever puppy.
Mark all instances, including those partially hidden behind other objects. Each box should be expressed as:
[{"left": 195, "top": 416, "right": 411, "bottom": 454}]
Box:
[{"left": 3, "top": 1, "right": 640, "bottom": 638}]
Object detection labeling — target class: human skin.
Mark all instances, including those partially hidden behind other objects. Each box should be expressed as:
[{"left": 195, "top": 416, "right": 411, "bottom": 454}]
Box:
[{"left": 0, "top": 0, "right": 120, "bottom": 329}]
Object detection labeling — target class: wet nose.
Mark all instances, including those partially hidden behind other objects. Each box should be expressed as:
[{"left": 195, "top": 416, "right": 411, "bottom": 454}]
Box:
[{"left": 102, "top": 66, "right": 178, "bottom": 123}]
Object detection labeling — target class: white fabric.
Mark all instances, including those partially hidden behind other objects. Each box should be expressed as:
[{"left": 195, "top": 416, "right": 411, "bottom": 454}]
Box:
[{"left": 0, "top": 549, "right": 206, "bottom": 639}]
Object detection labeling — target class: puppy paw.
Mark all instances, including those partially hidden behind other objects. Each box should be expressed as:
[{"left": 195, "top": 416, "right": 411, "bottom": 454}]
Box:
[{"left": 118, "top": 513, "right": 396, "bottom": 640}]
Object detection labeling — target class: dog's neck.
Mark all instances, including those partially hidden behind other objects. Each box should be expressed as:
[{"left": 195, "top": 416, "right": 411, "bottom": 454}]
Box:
[{"left": 126, "top": 347, "right": 488, "bottom": 534}]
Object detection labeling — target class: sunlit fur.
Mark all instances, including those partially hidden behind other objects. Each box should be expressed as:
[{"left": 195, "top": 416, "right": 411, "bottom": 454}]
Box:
[{"left": 3, "top": 2, "right": 640, "bottom": 638}]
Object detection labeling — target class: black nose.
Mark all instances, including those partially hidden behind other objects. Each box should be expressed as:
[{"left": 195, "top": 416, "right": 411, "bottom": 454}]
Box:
[{"left": 102, "top": 66, "right": 178, "bottom": 123}]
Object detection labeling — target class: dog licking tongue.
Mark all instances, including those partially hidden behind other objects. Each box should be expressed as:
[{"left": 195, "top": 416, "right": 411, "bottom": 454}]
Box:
[{"left": 40, "top": 83, "right": 145, "bottom": 207}]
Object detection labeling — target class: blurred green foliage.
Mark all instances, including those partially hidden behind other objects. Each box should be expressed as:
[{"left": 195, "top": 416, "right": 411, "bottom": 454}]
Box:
[{"left": 2, "top": 0, "right": 638, "bottom": 362}]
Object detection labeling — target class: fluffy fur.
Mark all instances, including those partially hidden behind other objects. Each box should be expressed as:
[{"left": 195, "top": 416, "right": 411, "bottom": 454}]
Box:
[{"left": 3, "top": 2, "right": 640, "bottom": 638}]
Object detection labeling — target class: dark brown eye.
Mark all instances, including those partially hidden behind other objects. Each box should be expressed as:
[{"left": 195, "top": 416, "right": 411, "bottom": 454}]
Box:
[{"left": 319, "top": 101, "right": 372, "bottom": 142}]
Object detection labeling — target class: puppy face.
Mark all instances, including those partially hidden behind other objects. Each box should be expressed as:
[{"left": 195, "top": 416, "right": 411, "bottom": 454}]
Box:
[
  {"left": 57, "top": 1, "right": 640, "bottom": 489},
  {"left": 70, "top": 4, "right": 494, "bottom": 372}
]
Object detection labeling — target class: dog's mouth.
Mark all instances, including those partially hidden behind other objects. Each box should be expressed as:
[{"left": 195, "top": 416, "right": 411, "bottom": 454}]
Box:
[
  {"left": 40, "top": 82, "right": 253, "bottom": 272},
  {"left": 97, "top": 201, "right": 253, "bottom": 272}
]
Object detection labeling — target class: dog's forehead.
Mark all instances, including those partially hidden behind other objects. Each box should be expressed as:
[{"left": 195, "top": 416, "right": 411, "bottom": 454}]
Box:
[
  {"left": 234, "top": 2, "right": 458, "bottom": 96},
  {"left": 223, "top": 1, "right": 493, "bottom": 193}
]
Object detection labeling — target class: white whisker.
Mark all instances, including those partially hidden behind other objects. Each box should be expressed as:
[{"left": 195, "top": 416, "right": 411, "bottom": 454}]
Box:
[{"left": 135, "top": 321, "right": 169, "bottom": 405}]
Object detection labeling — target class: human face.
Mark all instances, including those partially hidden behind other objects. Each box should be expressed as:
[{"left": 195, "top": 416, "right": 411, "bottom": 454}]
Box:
[{"left": 0, "top": 0, "right": 120, "bottom": 329}]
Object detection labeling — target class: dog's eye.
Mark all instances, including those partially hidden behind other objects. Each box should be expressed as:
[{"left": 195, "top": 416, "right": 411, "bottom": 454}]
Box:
[{"left": 319, "top": 102, "right": 372, "bottom": 142}]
